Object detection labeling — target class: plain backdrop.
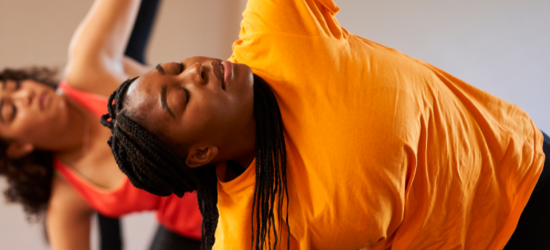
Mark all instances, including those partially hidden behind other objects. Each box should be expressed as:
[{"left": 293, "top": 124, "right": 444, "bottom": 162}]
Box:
[{"left": 0, "top": 0, "right": 548, "bottom": 249}]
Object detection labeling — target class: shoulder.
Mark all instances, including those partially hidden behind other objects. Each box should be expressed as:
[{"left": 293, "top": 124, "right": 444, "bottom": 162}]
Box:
[
  {"left": 240, "top": 0, "right": 342, "bottom": 37},
  {"left": 63, "top": 62, "right": 124, "bottom": 97},
  {"left": 49, "top": 175, "right": 92, "bottom": 215}
]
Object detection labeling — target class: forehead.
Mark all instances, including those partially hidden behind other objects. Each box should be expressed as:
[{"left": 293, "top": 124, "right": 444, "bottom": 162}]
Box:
[
  {"left": 122, "top": 76, "right": 174, "bottom": 136},
  {"left": 124, "top": 77, "right": 158, "bottom": 118},
  {"left": 125, "top": 78, "right": 149, "bottom": 106}
]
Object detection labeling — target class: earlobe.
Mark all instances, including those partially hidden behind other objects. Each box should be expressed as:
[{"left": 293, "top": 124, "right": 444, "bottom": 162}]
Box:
[
  {"left": 6, "top": 143, "right": 34, "bottom": 159},
  {"left": 185, "top": 146, "right": 218, "bottom": 168}
]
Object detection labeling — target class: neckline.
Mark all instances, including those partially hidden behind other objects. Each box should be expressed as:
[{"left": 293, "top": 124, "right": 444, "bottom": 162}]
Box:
[
  {"left": 54, "top": 150, "right": 128, "bottom": 195},
  {"left": 217, "top": 159, "right": 256, "bottom": 193}
]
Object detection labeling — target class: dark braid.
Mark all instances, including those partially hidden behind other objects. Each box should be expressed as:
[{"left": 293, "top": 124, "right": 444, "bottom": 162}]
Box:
[
  {"left": 101, "top": 74, "right": 290, "bottom": 250},
  {"left": 250, "top": 74, "right": 289, "bottom": 250},
  {"left": 101, "top": 77, "right": 199, "bottom": 197},
  {"left": 194, "top": 165, "right": 219, "bottom": 248}
]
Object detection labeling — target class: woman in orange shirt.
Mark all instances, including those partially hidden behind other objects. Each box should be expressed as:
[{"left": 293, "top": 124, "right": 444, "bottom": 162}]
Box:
[{"left": 102, "top": 0, "right": 548, "bottom": 249}]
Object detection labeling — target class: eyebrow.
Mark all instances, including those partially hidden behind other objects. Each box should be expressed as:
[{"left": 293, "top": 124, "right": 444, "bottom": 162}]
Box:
[
  {"left": 160, "top": 85, "right": 175, "bottom": 118},
  {"left": 156, "top": 64, "right": 166, "bottom": 75}
]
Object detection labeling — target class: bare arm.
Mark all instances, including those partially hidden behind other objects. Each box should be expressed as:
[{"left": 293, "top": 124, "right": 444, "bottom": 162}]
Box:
[
  {"left": 47, "top": 176, "right": 94, "bottom": 250},
  {"left": 123, "top": 56, "right": 152, "bottom": 79},
  {"left": 65, "top": 0, "right": 142, "bottom": 97}
]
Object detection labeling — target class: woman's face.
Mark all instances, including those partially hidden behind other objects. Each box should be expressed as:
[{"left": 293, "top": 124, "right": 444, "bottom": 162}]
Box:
[
  {"left": 0, "top": 79, "right": 68, "bottom": 152},
  {"left": 124, "top": 56, "right": 255, "bottom": 165}
]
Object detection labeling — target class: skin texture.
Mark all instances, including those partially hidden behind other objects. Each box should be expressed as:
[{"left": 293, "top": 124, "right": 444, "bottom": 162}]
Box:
[
  {"left": 124, "top": 56, "right": 256, "bottom": 169},
  {"left": 1, "top": 0, "right": 148, "bottom": 249},
  {"left": 0, "top": 79, "right": 71, "bottom": 157}
]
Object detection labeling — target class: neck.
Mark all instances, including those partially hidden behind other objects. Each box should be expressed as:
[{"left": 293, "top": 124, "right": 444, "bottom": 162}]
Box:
[
  {"left": 235, "top": 121, "right": 257, "bottom": 171},
  {"left": 235, "top": 148, "right": 255, "bottom": 172},
  {"left": 52, "top": 96, "right": 92, "bottom": 162}
]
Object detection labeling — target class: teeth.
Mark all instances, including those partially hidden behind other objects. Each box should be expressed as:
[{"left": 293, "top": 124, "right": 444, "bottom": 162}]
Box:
[{"left": 220, "top": 63, "right": 224, "bottom": 75}]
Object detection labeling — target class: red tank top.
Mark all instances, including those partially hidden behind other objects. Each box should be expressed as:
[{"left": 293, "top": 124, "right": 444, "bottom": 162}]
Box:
[{"left": 53, "top": 81, "right": 202, "bottom": 239}]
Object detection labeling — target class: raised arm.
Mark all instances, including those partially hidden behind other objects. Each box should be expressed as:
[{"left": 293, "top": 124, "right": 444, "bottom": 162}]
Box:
[
  {"left": 47, "top": 177, "right": 95, "bottom": 250},
  {"left": 64, "top": 0, "right": 142, "bottom": 96}
]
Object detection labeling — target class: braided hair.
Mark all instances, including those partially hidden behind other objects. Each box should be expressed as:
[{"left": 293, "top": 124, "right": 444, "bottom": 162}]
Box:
[{"left": 101, "top": 74, "right": 290, "bottom": 250}]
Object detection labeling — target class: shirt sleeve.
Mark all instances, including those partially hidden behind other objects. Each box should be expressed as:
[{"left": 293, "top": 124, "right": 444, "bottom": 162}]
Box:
[{"left": 239, "top": 0, "right": 342, "bottom": 38}]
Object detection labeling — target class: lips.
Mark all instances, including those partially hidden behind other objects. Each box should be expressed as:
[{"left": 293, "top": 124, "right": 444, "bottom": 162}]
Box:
[
  {"left": 39, "top": 92, "right": 49, "bottom": 111},
  {"left": 212, "top": 60, "right": 225, "bottom": 90},
  {"left": 221, "top": 61, "right": 233, "bottom": 89}
]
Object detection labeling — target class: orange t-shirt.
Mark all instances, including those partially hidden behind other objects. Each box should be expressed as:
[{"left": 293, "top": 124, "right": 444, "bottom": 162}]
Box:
[{"left": 217, "top": 0, "right": 546, "bottom": 249}]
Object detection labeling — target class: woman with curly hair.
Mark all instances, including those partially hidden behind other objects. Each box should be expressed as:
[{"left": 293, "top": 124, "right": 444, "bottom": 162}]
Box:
[
  {"left": 0, "top": 0, "right": 202, "bottom": 249},
  {"left": 102, "top": 0, "right": 548, "bottom": 249}
]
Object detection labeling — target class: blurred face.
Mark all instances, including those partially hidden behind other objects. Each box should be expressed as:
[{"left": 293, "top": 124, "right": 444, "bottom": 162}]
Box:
[
  {"left": 124, "top": 56, "right": 255, "bottom": 165},
  {"left": 0, "top": 79, "right": 68, "bottom": 149}
]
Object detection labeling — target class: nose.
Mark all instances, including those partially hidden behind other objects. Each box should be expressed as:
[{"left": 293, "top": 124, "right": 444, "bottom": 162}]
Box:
[
  {"left": 12, "top": 87, "right": 35, "bottom": 107},
  {"left": 183, "top": 62, "right": 205, "bottom": 86}
]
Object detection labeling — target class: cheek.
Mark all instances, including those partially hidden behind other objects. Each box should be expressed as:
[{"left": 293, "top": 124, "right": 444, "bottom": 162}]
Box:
[
  {"left": 16, "top": 111, "right": 39, "bottom": 132},
  {"left": 226, "top": 93, "right": 253, "bottom": 124},
  {"left": 182, "top": 102, "right": 220, "bottom": 141},
  {"left": 9, "top": 119, "right": 42, "bottom": 143},
  {"left": 18, "top": 108, "right": 61, "bottom": 135}
]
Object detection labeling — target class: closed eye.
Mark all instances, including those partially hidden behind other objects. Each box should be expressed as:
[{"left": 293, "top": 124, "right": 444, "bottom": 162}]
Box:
[
  {"left": 184, "top": 88, "right": 190, "bottom": 104},
  {"left": 0, "top": 100, "right": 16, "bottom": 123},
  {"left": 10, "top": 105, "right": 16, "bottom": 121}
]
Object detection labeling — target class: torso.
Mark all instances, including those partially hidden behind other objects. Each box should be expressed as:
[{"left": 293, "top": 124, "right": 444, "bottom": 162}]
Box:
[
  {"left": 68, "top": 123, "right": 125, "bottom": 191},
  {"left": 215, "top": 0, "right": 546, "bottom": 249},
  {"left": 54, "top": 86, "right": 124, "bottom": 191},
  {"left": 55, "top": 58, "right": 144, "bottom": 190}
]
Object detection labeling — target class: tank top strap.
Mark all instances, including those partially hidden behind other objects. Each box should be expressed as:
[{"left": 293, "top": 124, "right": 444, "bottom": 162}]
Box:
[
  {"left": 53, "top": 158, "right": 159, "bottom": 217},
  {"left": 57, "top": 80, "right": 109, "bottom": 119}
]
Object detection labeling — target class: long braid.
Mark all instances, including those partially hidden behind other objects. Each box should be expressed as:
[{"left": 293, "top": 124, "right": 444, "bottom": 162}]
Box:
[
  {"left": 101, "top": 77, "right": 199, "bottom": 197},
  {"left": 251, "top": 75, "right": 289, "bottom": 250},
  {"left": 194, "top": 165, "right": 219, "bottom": 248},
  {"left": 101, "top": 74, "right": 289, "bottom": 250}
]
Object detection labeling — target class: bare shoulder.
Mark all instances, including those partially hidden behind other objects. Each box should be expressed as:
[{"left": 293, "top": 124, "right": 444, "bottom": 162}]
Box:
[
  {"left": 48, "top": 175, "right": 92, "bottom": 216},
  {"left": 63, "top": 62, "right": 125, "bottom": 98}
]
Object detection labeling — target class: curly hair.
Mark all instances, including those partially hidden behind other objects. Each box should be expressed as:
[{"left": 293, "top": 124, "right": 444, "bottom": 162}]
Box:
[{"left": 0, "top": 67, "right": 58, "bottom": 221}]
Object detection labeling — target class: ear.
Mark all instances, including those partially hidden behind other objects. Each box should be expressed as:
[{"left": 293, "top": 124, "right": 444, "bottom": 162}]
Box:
[
  {"left": 6, "top": 143, "right": 34, "bottom": 159},
  {"left": 185, "top": 145, "right": 218, "bottom": 168}
]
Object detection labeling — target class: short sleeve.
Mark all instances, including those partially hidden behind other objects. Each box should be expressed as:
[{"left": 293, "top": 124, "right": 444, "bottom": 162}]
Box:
[{"left": 239, "top": 0, "right": 342, "bottom": 38}]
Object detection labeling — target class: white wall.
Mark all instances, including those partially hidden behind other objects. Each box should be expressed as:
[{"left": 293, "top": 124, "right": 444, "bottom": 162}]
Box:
[{"left": 0, "top": 0, "right": 548, "bottom": 249}]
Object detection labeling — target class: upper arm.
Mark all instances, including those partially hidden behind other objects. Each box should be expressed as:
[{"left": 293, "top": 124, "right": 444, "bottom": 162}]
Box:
[
  {"left": 123, "top": 56, "right": 152, "bottom": 79},
  {"left": 64, "top": 0, "right": 142, "bottom": 95},
  {"left": 240, "top": 0, "right": 341, "bottom": 37},
  {"left": 47, "top": 176, "right": 94, "bottom": 250}
]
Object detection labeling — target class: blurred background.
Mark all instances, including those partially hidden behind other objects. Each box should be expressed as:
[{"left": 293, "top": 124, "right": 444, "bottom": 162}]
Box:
[{"left": 0, "top": 0, "right": 548, "bottom": 249}]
